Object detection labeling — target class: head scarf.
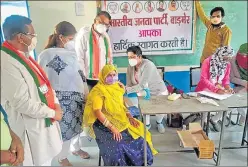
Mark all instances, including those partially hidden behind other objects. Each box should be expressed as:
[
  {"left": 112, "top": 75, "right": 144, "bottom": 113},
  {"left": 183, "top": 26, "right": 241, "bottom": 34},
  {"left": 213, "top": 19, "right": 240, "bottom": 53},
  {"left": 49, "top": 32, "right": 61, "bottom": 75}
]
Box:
[
  {"left": 83, "top": 64, "right": 129, "bottom": 138},
  {"left": 210, "top": 46, "right": 234, "bottom": 84},
  {"left": 236, "top": 43, "right": 248, "bottom": 81},
  {"left": 82, "top": 64, "right": 158, "bottom": 155}
]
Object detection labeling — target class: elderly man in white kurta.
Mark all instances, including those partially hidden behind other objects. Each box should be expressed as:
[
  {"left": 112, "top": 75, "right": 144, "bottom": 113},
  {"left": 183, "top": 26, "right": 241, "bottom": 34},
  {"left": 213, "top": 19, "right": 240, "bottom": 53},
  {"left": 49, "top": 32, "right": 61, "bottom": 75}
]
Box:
[
  {"left": 75, "top": 11, "right": 113, "bottom": 81},
  {"left": 1, "top": 15, "right": 63, "bottom": 166}
]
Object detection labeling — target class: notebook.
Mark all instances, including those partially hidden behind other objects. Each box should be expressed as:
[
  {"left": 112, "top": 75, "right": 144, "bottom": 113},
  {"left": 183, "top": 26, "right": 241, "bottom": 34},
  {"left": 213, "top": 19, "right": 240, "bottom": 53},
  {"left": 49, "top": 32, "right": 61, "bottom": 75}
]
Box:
[{"left": 198, "top": 91, "right": 233, "bottom": 100}]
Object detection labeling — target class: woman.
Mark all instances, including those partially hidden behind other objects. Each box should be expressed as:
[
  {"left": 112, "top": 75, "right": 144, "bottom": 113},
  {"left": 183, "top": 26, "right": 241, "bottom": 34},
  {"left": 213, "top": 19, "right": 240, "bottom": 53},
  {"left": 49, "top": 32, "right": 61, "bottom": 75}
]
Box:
[
  {"left": 230, "top": 43, "right": 247, "bottom": 125},
  {"left": 194, "top": 46, "right": 234, "bottom": 132},
  {"left": 1, "top": 104, "right": 24, "bottom": 166},
  {"left": 126, "top": 46, "right": 168, "bottom": 134},
  {"left": 39, "top": 21, "right": 89, "bottom": 166},
  {"left": 83, "top": 64, "right": 157, "bottom": 166}
]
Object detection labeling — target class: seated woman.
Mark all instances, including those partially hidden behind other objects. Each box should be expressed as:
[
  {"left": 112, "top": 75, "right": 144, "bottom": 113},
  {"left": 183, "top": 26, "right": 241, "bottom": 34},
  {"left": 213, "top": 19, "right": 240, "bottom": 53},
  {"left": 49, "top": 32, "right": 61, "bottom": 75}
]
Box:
[
  {"left": 230, "top": 43, "right": 247, "bottom": 125},
  {"left": 38, "top": 21, "right": 89, "bottom": 166},
  {"left": 83, "top": 64, "right": 158, "bottom": 166},
  {"left": 192, "top": 46, "right": 234, "bottom": 132},
  {"left": 125, "top": 46, "right": 168, "bottom": 134}
]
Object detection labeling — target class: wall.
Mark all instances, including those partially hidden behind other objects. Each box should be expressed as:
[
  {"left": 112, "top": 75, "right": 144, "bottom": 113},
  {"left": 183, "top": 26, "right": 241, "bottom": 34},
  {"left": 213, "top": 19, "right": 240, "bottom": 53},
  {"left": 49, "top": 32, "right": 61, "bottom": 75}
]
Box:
[
  {"left": 28, "top": 1, "right": 247, "bottom": 66},
  {"left": 114, "top": 1, "right": 248, "bottom": 67},
  {"left": 27, "top": 1, "right": 97, "bottom": 55}
]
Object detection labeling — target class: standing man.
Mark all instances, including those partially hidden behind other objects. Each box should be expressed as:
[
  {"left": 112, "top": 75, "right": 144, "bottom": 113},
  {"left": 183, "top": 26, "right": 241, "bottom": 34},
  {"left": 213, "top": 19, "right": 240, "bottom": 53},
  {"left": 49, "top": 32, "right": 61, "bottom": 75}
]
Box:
[
  {"left": 195, "top": 0, "right": 232, "bottom": 64},
  {"left": 75, "top": 11, "right": 113, "bottom": 89},
  {"left": 1, "top": 15, "right": 63, "bottom": 166}
]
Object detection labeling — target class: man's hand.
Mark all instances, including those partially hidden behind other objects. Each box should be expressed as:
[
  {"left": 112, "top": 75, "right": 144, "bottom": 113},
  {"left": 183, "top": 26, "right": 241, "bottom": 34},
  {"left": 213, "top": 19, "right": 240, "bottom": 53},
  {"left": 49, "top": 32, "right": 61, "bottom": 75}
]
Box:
[
  {"left": 9, "top": 130, "right": 24, "bottom": 166},
  {"left": 53, "top": 103, "right": 63, "bottom": 121}
]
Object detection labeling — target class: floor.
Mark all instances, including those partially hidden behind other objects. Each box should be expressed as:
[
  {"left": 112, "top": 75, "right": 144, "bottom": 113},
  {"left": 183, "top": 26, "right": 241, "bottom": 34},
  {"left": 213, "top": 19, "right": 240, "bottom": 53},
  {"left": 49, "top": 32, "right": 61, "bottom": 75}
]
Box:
[{"left": 52, "top": 116, "right": 247, "bottom": 166}]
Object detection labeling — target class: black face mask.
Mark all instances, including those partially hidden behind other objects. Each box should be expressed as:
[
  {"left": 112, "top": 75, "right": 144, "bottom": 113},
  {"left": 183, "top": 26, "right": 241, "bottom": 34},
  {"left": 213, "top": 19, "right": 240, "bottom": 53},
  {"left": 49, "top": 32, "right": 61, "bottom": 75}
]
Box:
[{"left": 212, "top": 22, "right": 224, "bottom": 28}]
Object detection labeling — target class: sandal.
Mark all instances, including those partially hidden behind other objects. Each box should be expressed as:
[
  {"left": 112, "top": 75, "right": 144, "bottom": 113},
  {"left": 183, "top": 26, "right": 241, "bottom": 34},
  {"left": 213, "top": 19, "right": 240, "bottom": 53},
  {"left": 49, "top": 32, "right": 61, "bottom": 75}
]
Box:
[
  {"left": 72, "top": 150, "right": 90, "bottom": 159},
  {"left": 58, "top": 158, "right": 73, "bottom": 166}
]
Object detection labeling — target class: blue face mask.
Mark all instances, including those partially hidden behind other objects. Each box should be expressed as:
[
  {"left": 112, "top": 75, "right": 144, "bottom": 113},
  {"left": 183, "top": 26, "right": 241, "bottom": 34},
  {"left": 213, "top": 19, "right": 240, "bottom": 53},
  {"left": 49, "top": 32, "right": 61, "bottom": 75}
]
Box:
[{"left": 105, "top": 75, "right": 118, "bottom": 85}]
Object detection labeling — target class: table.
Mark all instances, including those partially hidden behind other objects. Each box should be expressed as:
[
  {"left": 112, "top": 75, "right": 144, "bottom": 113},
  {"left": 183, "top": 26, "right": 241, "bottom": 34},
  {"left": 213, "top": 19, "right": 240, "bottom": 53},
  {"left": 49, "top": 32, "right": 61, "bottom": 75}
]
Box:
[
  {"left": 219, "top": 92, "right": 248, "bottom": 146},
  {"left": 138, "top": 96, "right": 229, "bottom": 166}
]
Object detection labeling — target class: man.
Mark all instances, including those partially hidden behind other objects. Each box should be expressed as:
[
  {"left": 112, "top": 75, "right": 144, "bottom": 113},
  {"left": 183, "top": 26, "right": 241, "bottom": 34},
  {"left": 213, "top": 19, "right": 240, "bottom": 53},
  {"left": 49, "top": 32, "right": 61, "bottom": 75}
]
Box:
[
  {"left": 169, "top": 0, "right": 177, "bottom": 11},
  {"left": 75, "top": 11, "right": 113, "bottom": 89},
  {"left": 157, "top": 1, "right": 165, "bottom": 12},
  {"left": 121, "top": 3, "right": 129, "bottom": 13},
  {"left": 1, "top": 15, "right": 63, "bottom": 166},
  {"left": 196, "top": 0, "right": 232, "bottom": 64}
]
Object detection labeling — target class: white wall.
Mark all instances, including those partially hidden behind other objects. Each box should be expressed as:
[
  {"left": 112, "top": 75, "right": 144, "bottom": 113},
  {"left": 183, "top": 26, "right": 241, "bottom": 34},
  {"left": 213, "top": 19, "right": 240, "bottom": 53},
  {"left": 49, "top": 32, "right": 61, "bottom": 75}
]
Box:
[{"left": 28, "top": 1, "right": 97, "bottom": 55}]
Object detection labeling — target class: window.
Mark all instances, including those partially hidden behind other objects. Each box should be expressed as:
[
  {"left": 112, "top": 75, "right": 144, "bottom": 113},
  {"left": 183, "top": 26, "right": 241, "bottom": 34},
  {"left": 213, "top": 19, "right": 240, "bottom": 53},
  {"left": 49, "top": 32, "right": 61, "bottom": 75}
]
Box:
[{"left": 1, "top": 1, "right": 36, "bottom": 59}]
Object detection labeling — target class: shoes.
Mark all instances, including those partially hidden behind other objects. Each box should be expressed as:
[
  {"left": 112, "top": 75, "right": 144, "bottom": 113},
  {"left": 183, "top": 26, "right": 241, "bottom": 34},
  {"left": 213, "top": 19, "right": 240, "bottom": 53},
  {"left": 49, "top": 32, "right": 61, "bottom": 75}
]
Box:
[
  {"left": 183, "top": 114, "right": 198, "bottom": 126},
  {"left": 58, "top": 158, "right": 73, "bottom": 166},
  {"left": 157, "top": 121, "right": 165, "bottom": 134},
  {"left": 72, "top": 150, "right": 90, "bottom": 159},
  {"left": 239, "top": 115, "right": 246, "bottom": 126},
  {"left": 210, "top": 119, "right": 221, "bottom": 132}
]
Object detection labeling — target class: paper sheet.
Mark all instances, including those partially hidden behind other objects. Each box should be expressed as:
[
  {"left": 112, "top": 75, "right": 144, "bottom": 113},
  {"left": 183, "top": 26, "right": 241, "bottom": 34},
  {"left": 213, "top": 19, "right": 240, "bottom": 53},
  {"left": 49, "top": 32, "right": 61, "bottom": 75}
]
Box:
[{"left": 198, "top": 91, "right": 233, "bottom": 100}]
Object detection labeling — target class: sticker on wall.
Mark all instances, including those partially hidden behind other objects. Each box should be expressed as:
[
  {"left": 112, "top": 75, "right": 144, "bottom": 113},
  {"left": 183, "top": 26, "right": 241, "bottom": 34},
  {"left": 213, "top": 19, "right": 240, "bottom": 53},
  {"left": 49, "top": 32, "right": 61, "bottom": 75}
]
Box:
[{"left": 75, "top": 1, "right": 84, "bottom": 16}]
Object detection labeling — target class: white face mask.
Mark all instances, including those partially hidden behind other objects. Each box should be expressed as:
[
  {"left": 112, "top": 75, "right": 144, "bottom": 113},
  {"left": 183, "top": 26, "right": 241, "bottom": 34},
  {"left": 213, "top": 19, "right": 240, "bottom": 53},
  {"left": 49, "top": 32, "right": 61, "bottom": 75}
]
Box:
[
  {"left": 25, "top": 36, "right": 37, "bottom": 52},
  {"left": 64, "top": 40, "right": 75, "bottom": 51},
  {"left": 128, "top": 59, "right": 138, "bottom": 67},
  {"left": 95, "top": 24, "right": 107, "bottom": 34}
]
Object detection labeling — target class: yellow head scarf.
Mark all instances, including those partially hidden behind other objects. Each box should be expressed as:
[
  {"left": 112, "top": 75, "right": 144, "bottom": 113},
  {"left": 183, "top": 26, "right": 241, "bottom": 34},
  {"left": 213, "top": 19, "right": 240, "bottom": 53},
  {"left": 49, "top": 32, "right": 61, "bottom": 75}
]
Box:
[
  {"left": 83, "top": 64, "right": 129, "bottom": 137},
  {"left": 83, "top": 64, "right": 158, "bottom": 155}
]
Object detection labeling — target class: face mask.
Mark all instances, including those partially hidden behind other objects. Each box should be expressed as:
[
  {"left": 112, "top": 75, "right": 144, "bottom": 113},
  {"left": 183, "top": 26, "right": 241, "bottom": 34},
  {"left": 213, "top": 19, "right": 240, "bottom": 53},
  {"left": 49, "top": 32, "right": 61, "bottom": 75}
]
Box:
[
  {"left": 210, "top": 17, "right": 221, "bottom": 25},
  {"left": 64, "top": 40, "right": 75, "bottom": 51},
  {"left": 23, "top": 36, "right": 37, "bottom": 52},
  {"left": 105, "top": 75, "right": 118, "bottom": 85},
  {"left": 128, "top": 59, "right": 138, "bottom": 67},
  {"left": 95, "top": 24, "right": 107, "bottom": 34}
]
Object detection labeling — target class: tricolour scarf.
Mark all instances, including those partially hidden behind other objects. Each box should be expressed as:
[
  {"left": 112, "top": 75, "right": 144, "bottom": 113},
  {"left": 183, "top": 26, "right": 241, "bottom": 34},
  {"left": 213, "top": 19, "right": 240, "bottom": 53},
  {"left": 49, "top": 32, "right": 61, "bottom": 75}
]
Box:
[
  {"left": 89, "top": 28, "right": 112, "bottom": 79},
  {"left": 209, "top": 46, "right": 234, "bottom": 84},
  {"left": 236, "top": 43, "right": 248, "bottom": 81},
  {"left": 1, "top": 41, "right": 56, "bottom": 127}
]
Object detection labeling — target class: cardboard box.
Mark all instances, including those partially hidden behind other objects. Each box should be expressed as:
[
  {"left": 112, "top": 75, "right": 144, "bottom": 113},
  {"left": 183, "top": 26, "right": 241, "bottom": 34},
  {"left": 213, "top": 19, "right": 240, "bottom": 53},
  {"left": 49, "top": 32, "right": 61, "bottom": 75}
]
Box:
[{"left": 177, "top": 123, "right": 215, "bottom": 159}]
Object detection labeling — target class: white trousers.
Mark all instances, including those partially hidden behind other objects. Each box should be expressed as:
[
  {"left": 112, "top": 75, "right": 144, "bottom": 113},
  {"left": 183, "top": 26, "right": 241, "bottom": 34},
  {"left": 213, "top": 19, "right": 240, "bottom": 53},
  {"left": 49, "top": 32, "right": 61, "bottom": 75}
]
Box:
[
  {"left": 55, "top": 133, "right": 82, "bottom": 161},
  {"left": 146, "top": 114, "right": 165, "bottom": 125},
  {"left": 23, "top": 139, "right": 53, "bottom": 166}
]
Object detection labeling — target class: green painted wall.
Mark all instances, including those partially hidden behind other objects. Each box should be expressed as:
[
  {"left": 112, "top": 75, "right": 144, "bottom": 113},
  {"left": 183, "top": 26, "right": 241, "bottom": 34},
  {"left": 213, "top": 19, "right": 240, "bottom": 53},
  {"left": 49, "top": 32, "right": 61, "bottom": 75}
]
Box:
[{"left": 113, "top": 1, "right": 247, "bottom": 67}]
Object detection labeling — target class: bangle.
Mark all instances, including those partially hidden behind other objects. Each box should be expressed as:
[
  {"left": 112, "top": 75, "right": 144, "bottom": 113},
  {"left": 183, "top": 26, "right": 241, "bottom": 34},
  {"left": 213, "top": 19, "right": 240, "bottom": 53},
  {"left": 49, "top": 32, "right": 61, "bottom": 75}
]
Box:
[
  {"left": 105, "top": 120, "right": 110, "bottom": 127},
  {"left": 103, "top": 118, "right": 107, "bottom": 126}
]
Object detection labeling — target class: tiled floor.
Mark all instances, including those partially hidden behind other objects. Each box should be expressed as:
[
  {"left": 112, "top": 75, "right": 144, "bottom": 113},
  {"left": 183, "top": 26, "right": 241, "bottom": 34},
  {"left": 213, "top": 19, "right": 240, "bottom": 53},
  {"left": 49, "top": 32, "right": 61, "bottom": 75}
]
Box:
[{"left": 52, "top": 117, "right": 247, "bottom": 166}]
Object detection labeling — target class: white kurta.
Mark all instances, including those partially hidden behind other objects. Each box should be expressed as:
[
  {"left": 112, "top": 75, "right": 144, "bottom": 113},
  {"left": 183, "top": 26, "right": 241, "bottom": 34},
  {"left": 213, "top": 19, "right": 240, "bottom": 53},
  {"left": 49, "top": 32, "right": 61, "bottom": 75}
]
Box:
[
  {"left": 75, "top": 26, "right": 111, "bottom": 79},
  {"left": 0, "top": 50, "right": 63, "bottom": 166}
]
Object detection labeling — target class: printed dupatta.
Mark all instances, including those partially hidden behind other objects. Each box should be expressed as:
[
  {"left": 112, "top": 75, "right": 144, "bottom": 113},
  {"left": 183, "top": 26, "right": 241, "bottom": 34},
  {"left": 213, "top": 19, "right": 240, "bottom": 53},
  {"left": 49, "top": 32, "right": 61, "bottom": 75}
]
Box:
[{"left": 89, "top": 29, "right": 112, "bottom": 78}]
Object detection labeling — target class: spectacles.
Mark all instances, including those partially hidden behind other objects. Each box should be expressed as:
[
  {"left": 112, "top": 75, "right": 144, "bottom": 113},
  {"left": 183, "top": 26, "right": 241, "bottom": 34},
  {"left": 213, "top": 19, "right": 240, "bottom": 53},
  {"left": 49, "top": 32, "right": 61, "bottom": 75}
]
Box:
[{"left": 23, "top": 32, "right": 38, "bottom": 37}]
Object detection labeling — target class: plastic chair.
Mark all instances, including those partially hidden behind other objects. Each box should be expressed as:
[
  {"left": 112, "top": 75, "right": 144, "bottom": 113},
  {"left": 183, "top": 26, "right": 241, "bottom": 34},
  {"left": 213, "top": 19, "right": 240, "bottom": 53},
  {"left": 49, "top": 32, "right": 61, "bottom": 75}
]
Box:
[{"left": 189, "top": 67, "right": 201, "bottom": 92}]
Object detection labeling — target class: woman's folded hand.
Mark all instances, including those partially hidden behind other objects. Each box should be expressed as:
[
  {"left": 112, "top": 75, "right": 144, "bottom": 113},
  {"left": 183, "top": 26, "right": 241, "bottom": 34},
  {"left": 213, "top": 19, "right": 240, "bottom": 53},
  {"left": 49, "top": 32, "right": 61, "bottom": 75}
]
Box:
[{"left": 110, "top": 126, "right": 122, "bottom": 142}]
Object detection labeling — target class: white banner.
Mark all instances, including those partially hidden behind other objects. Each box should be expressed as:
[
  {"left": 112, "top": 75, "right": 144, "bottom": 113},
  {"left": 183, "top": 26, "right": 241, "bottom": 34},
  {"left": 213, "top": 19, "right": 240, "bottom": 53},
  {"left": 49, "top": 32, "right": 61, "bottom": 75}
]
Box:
[{"left": 101, "top": 0, "right": 196, "bottom": 57}]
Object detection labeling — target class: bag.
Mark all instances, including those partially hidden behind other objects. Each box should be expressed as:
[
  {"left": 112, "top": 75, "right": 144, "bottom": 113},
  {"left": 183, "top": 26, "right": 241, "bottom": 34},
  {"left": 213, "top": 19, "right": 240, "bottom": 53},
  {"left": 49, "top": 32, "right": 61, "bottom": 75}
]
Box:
[
  {"left": 164, "top": 80, "right": 184, "bottom": 94},
  {"left": 167, "top": 113, "right": 183, "bottom": 128}
]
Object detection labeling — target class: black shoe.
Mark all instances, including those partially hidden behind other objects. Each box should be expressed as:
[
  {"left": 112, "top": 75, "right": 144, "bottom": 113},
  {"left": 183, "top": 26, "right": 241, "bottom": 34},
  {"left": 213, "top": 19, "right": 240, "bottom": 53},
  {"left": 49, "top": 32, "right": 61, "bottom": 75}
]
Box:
[
  {"left": 210, "top": 119, "right": 221, "bottom": 132},
  {"left": 183, "top": 114, "right": 198, "bottom": 126}
]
